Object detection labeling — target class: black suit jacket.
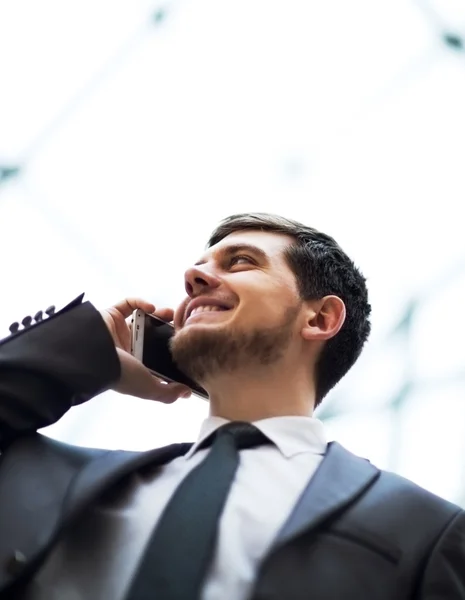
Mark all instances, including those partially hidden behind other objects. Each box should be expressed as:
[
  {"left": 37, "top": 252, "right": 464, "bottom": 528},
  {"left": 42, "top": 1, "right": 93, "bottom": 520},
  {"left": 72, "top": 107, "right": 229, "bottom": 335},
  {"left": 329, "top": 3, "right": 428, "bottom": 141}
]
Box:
[{"left": 0, "top": 298, "right": 464, "bottom": 599}]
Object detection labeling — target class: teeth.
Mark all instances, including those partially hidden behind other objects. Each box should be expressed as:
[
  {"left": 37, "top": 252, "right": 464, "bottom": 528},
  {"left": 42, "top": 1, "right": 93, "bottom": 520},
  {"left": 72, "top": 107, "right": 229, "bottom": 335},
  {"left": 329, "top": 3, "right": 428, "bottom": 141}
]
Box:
[{"left": 190, "top": 305, "right": 225, "bottom": 317}]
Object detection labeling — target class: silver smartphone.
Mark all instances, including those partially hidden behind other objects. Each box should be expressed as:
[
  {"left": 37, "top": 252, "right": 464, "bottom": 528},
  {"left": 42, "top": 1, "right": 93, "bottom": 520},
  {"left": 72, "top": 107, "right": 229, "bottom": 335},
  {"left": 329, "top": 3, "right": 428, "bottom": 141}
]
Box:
[{"left": 131, "top": 309, "right": 209, "bottom": 400}]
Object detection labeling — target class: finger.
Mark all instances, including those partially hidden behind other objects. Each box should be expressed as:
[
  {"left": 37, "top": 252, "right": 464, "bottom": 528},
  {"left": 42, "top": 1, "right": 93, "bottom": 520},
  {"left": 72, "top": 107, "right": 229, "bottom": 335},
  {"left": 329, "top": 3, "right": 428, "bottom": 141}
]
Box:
[
  {"left": 111, "top": 298, "right": 156, "bottom": 319},
  {"left": 153, "top": 307, "right": 175, "bottom": 323},
  {"left": 152, "top": 380, "right": 192, "bottom": 403},
  {"left": 114, "top": 350, "right": 190, "bottom": 401}
]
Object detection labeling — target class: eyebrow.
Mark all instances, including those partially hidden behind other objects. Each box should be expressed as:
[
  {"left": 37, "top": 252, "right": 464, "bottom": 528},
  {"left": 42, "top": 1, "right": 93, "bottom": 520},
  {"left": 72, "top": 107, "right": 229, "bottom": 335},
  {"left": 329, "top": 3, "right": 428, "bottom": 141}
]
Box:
[{"left": 195, "top": 243, "right": 269, "bottom": 266}]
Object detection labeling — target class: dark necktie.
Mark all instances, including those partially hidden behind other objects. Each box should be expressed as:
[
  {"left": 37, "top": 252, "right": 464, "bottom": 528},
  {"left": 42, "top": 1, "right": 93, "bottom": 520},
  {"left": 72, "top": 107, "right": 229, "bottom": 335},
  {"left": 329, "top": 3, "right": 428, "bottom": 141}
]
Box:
[{"left": 125, "top": 421, "right": 272, "bottom": 600}]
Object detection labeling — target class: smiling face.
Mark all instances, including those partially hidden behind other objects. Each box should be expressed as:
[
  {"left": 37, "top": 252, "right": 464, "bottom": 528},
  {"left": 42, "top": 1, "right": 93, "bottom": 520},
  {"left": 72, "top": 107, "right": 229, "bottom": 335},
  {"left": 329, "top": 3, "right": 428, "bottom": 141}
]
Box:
[{"left": 170, "top": 230, "right": 306, "bottom": 385}]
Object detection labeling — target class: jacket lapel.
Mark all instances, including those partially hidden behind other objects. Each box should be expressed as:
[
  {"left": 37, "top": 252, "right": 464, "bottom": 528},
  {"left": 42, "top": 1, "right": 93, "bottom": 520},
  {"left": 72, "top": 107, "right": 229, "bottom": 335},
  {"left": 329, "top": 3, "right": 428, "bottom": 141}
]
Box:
[
  {"left": 60, "top": 442, "right": 193, "bottom": 527},
  {"left": 269, "top": 441, "right": 380, "bottom": 551},
  {"left": 62, "top": 440, "right": 379, "bottom": 548},
  {"left": 0, "top": 437, "right": 192, "bottom": 595}
]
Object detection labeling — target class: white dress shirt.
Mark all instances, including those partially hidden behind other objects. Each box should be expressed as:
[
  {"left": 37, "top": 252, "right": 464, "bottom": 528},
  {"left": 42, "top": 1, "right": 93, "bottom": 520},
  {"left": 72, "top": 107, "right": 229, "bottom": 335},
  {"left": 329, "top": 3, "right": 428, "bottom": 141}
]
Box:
[{"left": 23, "top": 416, "right": 327, "bottom": 600}]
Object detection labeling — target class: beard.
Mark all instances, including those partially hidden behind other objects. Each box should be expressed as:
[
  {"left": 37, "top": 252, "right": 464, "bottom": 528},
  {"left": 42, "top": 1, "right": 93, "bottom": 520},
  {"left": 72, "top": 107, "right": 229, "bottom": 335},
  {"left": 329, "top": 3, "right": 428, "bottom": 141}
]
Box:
[{"left": 169, "top": 305, "right": 300, "bottom": 385}]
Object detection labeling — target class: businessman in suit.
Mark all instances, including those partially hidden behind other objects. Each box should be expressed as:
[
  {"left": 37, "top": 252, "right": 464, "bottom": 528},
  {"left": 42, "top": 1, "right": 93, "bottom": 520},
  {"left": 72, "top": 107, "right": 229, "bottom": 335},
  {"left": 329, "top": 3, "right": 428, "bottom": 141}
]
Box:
[{"left": 0, "top": 212, "right": 464, "bottom": 600}]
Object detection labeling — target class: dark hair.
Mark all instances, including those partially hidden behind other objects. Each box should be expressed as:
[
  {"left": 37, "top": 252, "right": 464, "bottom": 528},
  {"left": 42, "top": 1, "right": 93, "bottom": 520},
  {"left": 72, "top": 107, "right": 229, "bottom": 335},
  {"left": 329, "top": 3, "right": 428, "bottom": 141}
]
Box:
[{"left": 207, "top": 213, "right": 371, "bottom": 406}]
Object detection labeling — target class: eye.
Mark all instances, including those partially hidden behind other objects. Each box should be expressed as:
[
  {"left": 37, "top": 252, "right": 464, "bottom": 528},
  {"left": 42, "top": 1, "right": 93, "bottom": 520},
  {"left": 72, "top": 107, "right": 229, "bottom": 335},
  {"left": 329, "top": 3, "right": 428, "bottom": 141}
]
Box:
[{"left": 229, "top": 255, "right": 254, "bottom": 266}]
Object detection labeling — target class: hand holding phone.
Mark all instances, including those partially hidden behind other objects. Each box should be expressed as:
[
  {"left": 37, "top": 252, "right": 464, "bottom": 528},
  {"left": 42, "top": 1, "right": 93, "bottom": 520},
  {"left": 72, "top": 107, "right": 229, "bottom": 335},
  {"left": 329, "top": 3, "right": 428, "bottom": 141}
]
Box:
[
  {"left": 100, "top": 299, "right": 192, "bottom": 403},
  {"left": 131, "top": 309, "right": 209, "bottom": 400}
]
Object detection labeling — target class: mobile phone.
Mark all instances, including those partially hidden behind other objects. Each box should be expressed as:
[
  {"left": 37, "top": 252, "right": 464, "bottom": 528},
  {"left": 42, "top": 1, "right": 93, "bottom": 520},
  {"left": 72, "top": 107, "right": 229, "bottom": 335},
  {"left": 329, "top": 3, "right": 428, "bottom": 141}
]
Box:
[{"left": 131, "top": 309, "right": 209, "bottom": 400}]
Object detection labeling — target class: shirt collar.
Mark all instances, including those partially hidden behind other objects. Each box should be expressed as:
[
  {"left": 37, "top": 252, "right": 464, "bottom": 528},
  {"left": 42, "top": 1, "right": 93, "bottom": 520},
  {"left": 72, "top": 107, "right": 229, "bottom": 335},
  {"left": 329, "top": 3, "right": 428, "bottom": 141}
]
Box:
[{"left": 185, "top": 415, "right": 327, "bottom": 460}]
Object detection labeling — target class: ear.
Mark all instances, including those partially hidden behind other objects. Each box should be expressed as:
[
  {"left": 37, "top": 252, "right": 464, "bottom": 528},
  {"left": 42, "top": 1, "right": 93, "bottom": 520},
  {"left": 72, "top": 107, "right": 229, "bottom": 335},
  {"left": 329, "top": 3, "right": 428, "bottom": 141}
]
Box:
[{"left": 301, "top": 295, "right": 346, "bottom": 342}]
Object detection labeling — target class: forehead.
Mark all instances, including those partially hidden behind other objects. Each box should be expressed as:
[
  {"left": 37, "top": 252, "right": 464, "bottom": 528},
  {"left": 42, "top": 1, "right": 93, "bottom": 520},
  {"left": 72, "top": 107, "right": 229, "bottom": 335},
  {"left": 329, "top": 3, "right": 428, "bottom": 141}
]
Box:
[{"left": 201, "top": 230, "right": 294, "bottom": 262}]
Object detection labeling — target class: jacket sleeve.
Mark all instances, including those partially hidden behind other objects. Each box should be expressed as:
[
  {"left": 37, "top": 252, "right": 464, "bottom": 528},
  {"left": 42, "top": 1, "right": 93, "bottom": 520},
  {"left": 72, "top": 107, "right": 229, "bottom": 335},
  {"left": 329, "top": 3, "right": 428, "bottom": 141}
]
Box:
[
  {"left": 418, "top": 509, "right": 465, "bottom": 598},
  {"left": 0, "top": 296, "right": 121, "bottom": 448}
]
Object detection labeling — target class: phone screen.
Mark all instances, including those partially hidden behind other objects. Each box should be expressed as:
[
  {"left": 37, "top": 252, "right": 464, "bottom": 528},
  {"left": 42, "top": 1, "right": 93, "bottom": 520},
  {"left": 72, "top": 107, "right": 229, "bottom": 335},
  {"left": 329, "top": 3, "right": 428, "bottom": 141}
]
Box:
[{"left": 141, "top": 314, "right": 209, "bottom": 400}]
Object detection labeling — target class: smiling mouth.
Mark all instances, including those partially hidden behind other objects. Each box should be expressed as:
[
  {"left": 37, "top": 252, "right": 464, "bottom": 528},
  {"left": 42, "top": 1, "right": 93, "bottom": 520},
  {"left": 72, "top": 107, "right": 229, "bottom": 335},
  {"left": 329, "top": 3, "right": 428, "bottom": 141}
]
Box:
[{"left": 185, "top": 306, "right": 231, "bottom": 324}]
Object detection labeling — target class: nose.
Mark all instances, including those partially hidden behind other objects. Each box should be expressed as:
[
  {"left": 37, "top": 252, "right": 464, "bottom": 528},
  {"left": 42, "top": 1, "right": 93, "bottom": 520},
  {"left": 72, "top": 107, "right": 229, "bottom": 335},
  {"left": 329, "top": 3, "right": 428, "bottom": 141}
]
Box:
[{"left": 184, "top": 264, "right": 221, "bottom": 297}]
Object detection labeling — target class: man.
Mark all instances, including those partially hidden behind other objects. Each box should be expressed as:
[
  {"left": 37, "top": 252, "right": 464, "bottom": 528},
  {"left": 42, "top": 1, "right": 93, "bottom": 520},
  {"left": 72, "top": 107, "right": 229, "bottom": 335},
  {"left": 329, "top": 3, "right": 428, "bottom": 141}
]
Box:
[{"left": 0, "top": 212, "right": 464, "bottom": 600}]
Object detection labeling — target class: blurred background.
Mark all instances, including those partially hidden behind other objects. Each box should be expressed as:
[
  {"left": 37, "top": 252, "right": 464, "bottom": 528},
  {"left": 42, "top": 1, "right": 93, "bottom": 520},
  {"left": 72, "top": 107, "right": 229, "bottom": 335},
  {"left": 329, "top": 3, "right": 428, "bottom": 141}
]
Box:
[{"left": 1, "top": 0, "right": 465, "bottom": 504}]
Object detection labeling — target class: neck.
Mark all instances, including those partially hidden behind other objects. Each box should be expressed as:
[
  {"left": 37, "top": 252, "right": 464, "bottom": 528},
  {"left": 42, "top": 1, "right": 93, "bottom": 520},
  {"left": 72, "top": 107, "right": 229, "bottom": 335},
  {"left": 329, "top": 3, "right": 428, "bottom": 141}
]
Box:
[{"left": 204, "top": 361, "right": 316, "bottom": 422}]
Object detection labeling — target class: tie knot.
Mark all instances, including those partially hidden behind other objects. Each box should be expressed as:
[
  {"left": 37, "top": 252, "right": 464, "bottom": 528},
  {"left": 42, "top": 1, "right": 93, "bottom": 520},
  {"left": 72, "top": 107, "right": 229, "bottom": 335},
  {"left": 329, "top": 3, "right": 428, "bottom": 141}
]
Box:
[{"left": 214, "top": 421, "right": 271, "bottom": 450}]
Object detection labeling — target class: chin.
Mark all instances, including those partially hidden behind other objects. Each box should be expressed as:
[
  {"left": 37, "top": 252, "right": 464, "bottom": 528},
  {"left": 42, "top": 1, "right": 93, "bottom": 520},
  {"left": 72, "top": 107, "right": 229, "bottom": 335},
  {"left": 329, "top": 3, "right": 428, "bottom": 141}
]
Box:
[{"left": 170, "top": 324, "right": 230, "bottom": 384}]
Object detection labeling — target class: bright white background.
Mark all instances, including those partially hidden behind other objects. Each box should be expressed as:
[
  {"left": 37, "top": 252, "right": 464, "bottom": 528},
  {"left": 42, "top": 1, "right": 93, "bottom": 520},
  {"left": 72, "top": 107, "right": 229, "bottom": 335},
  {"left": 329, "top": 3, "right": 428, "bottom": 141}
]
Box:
[{"left": 1, "top": 0, "right": 464, "bottom": 503}]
